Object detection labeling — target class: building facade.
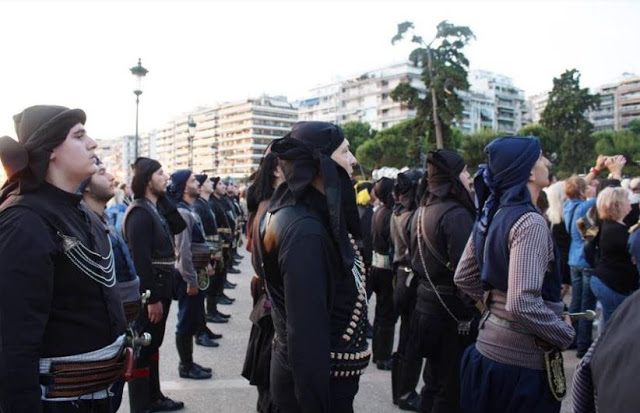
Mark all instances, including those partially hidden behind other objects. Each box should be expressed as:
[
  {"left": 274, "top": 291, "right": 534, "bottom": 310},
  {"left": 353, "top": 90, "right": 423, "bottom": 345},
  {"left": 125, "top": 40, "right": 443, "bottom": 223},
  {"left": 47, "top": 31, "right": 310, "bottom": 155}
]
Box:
[
  {"left": 298, "top": 62, "right": 424, "bottom": 131},
  {"left": 149, "top": 95, "right": 297, "bottom": 179},
  {"left": 96, "top": 135, "right": 136, "bottom": 184}
]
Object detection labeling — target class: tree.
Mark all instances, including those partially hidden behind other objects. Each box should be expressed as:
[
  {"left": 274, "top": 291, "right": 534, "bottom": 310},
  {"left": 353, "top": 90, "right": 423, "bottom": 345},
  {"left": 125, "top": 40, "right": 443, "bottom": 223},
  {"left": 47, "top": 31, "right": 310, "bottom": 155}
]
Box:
[
  {"left": 594, "top": 128, "right": 640, "bottom": 177},
  {"left": 517, "top": 124, "right": 560, "bottom": 162},
  {"left": 342, "top": 121, "right": 376, "bottom": 154},
  {"left": 541, "top": 69, "right": 600, "bottom": 174},
  {"left": 355, "top": 120, "right": 422, "bottom": 170},
  {"left": 461, "top": 129, "right": 502, "bottom": 173},
  {"left": 391, "top": 20, "right": 475, "bottom": 149}
]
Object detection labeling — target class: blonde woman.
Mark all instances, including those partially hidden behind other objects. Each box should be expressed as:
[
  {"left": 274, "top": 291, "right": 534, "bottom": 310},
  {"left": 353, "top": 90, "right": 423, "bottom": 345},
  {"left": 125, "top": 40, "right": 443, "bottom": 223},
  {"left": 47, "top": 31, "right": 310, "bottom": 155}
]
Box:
[
  {"left": 544, "top": 181, "right": 572, "bottom": 297},
  {"left": 591, "top": 187, "right": 638, "bottom": 326}
]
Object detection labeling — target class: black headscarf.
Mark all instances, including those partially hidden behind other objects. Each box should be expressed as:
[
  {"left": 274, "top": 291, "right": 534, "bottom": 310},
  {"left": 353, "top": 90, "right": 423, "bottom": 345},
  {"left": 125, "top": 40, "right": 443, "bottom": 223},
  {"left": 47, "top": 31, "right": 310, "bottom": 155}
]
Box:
[
  {"left": 0, "top": 105, "right": 86, "bottom": 203},
  {"left": 269, "top": 121, "right": 360, "bottom": 275},
  {"left": 194, "top": 174, "right": 208, "bottom": 187},
  {"left": 131, "top": 157, "right": 162, "bottom": 199},
  {"left": 393, "top": 169, "right": 422, "bottom": 213},
  {"left": 167, "top": 169, "right": 192, "bottom": 202},
  {"left": 247, "top": 138, "right": 281, "bottom": 214},
  {"left": 424, "top": 149, "right": 475, "bottom": 214},
  {"left": 374, "top": 177, "right": 395, "bottom": 209}
]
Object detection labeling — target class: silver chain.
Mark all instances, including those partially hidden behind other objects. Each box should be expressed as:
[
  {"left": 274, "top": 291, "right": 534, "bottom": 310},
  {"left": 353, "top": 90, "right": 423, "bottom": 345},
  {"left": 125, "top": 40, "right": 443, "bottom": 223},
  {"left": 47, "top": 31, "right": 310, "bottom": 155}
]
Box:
[{"left": 58, "top": 232, "right": 116, "bottom": 288}]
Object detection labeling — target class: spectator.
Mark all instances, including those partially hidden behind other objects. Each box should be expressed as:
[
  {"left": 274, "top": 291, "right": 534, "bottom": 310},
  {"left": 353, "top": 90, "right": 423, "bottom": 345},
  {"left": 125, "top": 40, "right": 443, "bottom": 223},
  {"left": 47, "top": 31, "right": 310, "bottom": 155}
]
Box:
[
  {"left": 591, "top": 187, "right": 639, "bottom": 326},
  {"left": 544, "top": 181, "right": 572, "bottom": 298}
]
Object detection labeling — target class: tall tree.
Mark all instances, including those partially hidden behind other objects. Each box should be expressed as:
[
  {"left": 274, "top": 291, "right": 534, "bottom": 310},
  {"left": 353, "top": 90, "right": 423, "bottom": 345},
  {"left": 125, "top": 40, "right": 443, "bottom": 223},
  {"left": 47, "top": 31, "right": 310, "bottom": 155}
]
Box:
[
  {"left": 541, "top": 69, "right": 600, "bottom": 173},
  {"left": 517, "top": 124, "right": 560, "bottom": 163},
  {"left": 355, "top": 119, "right": 422, "bottom": 170},
  {"left": 461, "top": 129, "right": 502, "bottom": 173},
  {"left": 391, "top": 20, "right": 475, "bottom": 149},
  {"left": 342, "top": 121, "right": 376, "bottom": 154}
]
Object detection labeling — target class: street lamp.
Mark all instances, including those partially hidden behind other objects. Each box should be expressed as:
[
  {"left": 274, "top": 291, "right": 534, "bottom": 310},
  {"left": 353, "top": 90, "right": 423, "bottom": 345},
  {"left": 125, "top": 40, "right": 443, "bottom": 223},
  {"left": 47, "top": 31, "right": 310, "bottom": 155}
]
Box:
[
  {"left": 187, "top": 116, "right": 197, "bottom": 169},
  {"left": 130, "top": 58, "right": 148, "bottom": 159}
]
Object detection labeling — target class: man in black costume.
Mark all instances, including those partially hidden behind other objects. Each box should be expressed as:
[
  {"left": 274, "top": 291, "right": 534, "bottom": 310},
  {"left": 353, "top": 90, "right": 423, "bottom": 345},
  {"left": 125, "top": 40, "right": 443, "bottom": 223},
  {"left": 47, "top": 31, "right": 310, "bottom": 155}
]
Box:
[
  {"left": 192, "top": 174, "right": 224, "bottom": 348},
  {"left": 255, "top": 121, "right": 369, "bottom": 413},
  {"left": 409, "top": 150, "right": 479, "bottom": 413},
  {"left": 370, "top": 176, "right": 398, "bottom": 370},
  {"left": 0, "top": 105, "right": 127, "bottom": 413},
  {"left": 389, "top": 169, "right": 424, "bottom": 411},
  {"left": 124, "top": 157, "right": 185, "bottom": 412}
]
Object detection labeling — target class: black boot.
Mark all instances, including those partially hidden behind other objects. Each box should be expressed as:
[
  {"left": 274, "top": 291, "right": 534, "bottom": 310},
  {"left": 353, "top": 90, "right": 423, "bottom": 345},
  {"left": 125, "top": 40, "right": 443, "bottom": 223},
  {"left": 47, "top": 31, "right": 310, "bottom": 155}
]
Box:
[
  {"left": 205, "top": 326, "right": 223, "bottom": 339},
  {"left": 398, "top": 356, "right": 422, "bottom": 409},
  {"left": 373, "top": 325, "right": 395, "bottom": 367},
  {"left": 128, "top": 375, "right": 152, "bottom": 413},
  {"left": 149, "top": 356, "right": 184, "bottom": 411},
  {"left": 176, "top": 335, "right": 212, "bottom": 380},
  {"left": 391, "top": 352, "right": 401, "bottom": 404},
  {"left": 195, "top": 332, "right": 219, "bottom": 347}
]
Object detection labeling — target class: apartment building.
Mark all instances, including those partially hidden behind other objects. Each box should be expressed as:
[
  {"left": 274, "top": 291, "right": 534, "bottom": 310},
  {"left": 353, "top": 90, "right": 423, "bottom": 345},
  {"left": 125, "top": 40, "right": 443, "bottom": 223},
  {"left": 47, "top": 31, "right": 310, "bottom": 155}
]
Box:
[
  {"left": 151, "top": 96, "right": 297, "bottom": 179},
  {"left": 298, "top": 62, "right": 424, "bottom": 131}
]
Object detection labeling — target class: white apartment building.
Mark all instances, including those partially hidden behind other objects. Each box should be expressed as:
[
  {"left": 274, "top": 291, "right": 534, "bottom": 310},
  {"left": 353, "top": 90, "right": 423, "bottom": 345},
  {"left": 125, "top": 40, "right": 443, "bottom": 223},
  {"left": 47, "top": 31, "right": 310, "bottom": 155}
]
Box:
[
  {"left": 456, "top": 90, "right": 495, "bottom": 134},
  {"left": 527, "top": 92, "right": 549, "bottom": 125},
  {"left": 151, "top": 96, "right": 297, "bottom": 179},
  {"left": 468, "top": 70, "right": 529, "bottom": 134},
  {"left": 298, "top": 62, "right": 424, "bottom": 131},
  {"left": 96, "top": 135, "right": 136, "bottom": 184}
]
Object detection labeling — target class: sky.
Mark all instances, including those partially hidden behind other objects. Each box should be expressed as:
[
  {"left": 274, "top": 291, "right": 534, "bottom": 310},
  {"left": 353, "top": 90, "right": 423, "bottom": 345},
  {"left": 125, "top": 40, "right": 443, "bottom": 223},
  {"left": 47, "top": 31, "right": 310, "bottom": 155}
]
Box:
[{"left": 0, "top": 0, "right": 638, "bottom": 141}]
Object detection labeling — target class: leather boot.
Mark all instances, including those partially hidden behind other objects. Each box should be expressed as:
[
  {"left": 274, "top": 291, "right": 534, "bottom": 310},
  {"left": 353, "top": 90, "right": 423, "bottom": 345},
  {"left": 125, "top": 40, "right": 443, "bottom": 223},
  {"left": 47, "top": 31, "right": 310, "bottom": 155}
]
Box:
[
  {"left": 398, "top": 356, "right": 422, "bottom": 406},
  {"left": 391, "top": 352, "right": 401, "bottom": 404},
  {"left": 149, "top": 356, "right": 184, "bottom": 411},
  {"left": 128, "top": 375, "right": 152, "bottom": 413},
  {"left": 373, "top": 325, "right": 395, "bottom": 365},
  {"left": 175, "top": 334, "right": 212, "bottom": 380}
]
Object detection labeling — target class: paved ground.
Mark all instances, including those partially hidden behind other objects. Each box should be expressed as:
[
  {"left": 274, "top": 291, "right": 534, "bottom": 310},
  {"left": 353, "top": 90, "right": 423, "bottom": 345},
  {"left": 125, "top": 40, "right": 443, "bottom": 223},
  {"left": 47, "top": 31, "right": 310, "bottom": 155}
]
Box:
[{"left": 119, "top": 252, "right": 579, "bottom": 413}]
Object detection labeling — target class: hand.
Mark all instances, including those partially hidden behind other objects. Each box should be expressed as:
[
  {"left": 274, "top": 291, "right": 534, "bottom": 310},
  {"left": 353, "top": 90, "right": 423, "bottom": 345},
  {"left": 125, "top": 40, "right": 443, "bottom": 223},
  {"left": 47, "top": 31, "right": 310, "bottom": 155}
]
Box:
[
  {"left": 206, "top": 264, "right": 214, "bottom": 277},
  {"left": 147, "top": 301, "right": 163, "bottom": 324},
  {"left": 607, "top": 154, "right": 626, "bottom": 179},
  {"left": 595, "top": 155, "right": 608, "bottom": 171},
  {"left": 564, "top": 314, "right": 573, "bottom": 327},
  {"left": 186, "top": 286, "right": 199, "bottom": 296}
]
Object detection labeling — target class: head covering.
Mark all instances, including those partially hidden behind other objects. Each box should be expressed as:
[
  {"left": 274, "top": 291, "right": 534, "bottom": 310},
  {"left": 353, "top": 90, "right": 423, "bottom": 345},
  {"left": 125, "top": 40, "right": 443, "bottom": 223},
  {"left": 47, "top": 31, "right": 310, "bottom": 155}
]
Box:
[
  {"left": 210, "top": 176, "right": 221, "bottom": 187},
  {"left": 270, "top": 121, "right": 359, "bottom": 275},
  {"left": 167, "top": 169, "right": 192, "bottom": 201},
  {"left": 425, "top": 149, "right": 474, "bottom": 213},
  {"left": 394, "top": 169, "right": 422, "bottom": 212},
  {"left": 131, "top": 157, "right": 162, "bottom": 199},
  {"left": 247, "top": 139, "right": 281, "bottom": 213},
  {"left": 374, "top": 177, "right": 395, "bottom": 209},
  {"left": 194, "top": 174, "right": 208, "bottom": 186},
  {"left": 474, "top": 136, "right": 541, "bottom": 232},
  {"left": 0, "top": 105, "right": 86, "bottom": 201}
]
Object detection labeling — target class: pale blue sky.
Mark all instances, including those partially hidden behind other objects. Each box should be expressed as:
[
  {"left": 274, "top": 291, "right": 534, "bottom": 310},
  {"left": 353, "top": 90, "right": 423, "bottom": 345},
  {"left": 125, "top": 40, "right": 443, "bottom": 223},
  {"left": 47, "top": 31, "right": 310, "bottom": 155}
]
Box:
[{"left": 0, "top": 0, "right": 638, "bottom": 140}]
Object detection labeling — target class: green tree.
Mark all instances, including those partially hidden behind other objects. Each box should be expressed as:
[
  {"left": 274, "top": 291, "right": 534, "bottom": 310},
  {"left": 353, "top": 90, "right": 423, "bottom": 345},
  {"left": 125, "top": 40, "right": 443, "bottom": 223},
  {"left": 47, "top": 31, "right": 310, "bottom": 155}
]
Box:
[
  {"left": 355, "top": 120, "right": 422, "bottom": 170},
  {"left": 517, "top": 123, "right": 560, "bottom": 162},
  {"left": 342, "top": 121, "right": 376, "bottom": 154},
  {"left": 391, "top": 20, "right": 475, "bottom": 149},
  {"left": 541, "top": 69, "right": 600, "bottom": 174},
  {"left": 594, "top": 128, "right": 640, "bottom": 177},
  {"left": 461, "top": 129, "right": 502, "bottom": 173}
]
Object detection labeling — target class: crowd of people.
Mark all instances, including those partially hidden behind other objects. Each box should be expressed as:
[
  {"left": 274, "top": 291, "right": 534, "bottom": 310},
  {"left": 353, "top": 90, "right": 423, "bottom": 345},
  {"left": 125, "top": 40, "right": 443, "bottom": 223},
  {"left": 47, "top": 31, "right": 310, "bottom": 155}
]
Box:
[{"left": 0, "top": 105, "right": 639, "bottom": 413}]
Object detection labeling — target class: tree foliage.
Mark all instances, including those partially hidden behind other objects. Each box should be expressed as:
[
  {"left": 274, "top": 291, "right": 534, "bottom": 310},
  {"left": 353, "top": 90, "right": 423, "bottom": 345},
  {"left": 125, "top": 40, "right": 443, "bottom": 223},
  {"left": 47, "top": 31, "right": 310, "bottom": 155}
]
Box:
[
  {"left": 461, "top": 129, "right": 502, "bottom": 173},
  {"left": 391, "top": 20, "right": 475, "bottom": 149},
  {"left": 355, "top": 120, "right": 423, "bottom": 170},
  {"left": 541, "top": 69, "right": 600, "bottom": 173},
  {"left": 341, "top": 121, "right": 376, "bottom": 154},
  {"left": 594, "top": 126, "right": 640, "bottom": 177}
]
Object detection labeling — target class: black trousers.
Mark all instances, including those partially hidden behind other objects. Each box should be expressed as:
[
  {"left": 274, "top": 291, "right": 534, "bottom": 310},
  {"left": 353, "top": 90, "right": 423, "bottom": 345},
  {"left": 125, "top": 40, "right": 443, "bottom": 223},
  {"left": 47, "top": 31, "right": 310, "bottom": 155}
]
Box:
[
  {"left": 134, "top": 297, "right": 171, "bottom": 369},
  {"left": 43, "top": 398, "right": 113, "bottom": 413},
  {"left": 369, "top": 266, "right": 398, "bottom": 362},
  {"left": 410, "top": 311, "right": 477, "bottom": 413},
  {"left": 206, "top": 249, "right": 230, "bottom": 315}
]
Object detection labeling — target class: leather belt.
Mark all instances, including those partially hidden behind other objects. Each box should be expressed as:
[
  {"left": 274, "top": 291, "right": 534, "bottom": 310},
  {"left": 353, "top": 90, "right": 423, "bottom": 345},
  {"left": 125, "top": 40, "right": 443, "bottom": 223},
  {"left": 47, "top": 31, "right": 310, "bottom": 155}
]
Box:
[
  {"left": 40, "top": 346, "right": 128, "bottom": 399},
  {"left": 217, "top": 228, "right": 232, "bottom": 234}
]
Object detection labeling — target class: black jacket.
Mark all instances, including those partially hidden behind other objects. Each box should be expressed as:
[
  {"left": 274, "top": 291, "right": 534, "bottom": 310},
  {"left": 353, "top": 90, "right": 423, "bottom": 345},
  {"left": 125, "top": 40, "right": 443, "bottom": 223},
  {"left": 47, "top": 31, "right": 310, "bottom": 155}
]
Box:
[
  {"left": 124, "top": 198, "right": 176, "bottom": 303},
  {"left": 257, "top": 188, "right": 369, "bottom": 413},
  {"left": 0, "top": 183, "right": 127, "bottom": 413}
]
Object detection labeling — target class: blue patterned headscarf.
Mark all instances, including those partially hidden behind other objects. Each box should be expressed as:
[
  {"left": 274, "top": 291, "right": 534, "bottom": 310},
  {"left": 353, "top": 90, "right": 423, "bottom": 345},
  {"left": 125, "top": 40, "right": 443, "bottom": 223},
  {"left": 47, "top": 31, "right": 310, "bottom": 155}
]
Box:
[{"left": 474, "top": 136, "right": 541, "bottom": 234}]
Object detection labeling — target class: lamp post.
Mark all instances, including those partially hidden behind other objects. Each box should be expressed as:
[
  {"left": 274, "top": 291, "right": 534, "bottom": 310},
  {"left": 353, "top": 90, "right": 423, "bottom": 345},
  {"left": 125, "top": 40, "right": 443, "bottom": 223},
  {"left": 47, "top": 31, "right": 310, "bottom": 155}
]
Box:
[
  {"left": 187, "top": 116, "right": 197, "bottom": 169},
  {"left": 130, "top": 58, "right": 148, "bottom": 159}
]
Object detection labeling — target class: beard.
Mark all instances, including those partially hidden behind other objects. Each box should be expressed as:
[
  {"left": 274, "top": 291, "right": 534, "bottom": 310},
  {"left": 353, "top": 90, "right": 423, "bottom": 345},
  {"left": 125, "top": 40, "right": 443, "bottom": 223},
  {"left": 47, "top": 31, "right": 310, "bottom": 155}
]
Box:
[
  {"left": 88, "top": 184, "right": 115, "bottom": 204},
  {"left": 149, "top": 183, "right": 166, "bottom": 198}
]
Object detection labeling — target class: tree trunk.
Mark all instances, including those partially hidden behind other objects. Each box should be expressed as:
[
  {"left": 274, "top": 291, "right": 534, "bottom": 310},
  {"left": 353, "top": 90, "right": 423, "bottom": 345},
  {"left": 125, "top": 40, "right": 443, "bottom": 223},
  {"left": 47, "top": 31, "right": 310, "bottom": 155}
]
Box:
[{"left": 427, "top": 48, "right": 444, "bottom": 149}]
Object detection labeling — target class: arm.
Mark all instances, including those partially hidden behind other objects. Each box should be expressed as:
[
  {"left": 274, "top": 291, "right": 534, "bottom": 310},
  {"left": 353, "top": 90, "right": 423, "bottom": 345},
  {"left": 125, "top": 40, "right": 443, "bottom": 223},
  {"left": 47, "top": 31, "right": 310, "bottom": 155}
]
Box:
[
  {"left": 506, "top": 213, "right": 575, "bottom": 349},
  {"left": 0, "top": 209, "right": 55, "bottom": 413},
  {"left": 584, "top": 155, "right": 607, "bottom": 185},
  {"left": 571, "top": 338, "right": 600, "bottom": 413},
  {"left": 126, "top": 209, "right": 160, "bottom": 303},
  {"left": 280, "top": 225, "right": 331, "bottom": 413},
  {"left": 454, "top": 234, "right": 484, "bottom": 302},
  {"left": 442, "top": 208, "right": 474, "bottom": 267},
  {"left": 175, "top": 210, "right": 197, "bottom": 288}
]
